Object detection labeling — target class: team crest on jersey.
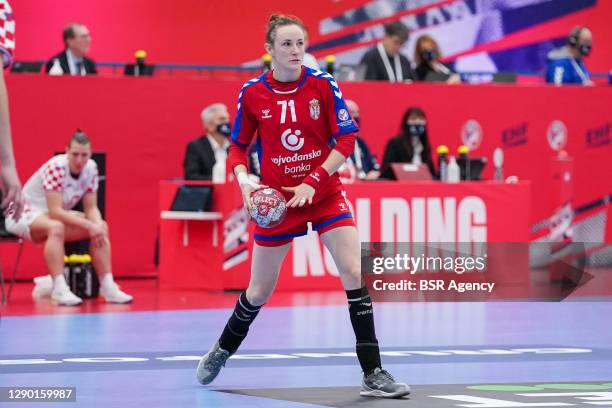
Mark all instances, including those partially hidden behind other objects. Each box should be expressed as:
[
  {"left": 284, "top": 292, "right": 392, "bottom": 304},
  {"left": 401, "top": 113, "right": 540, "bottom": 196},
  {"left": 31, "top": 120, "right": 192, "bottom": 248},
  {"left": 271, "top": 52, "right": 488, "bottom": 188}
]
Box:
[
  {"left": 338, "top": 108, "right": 349, "bottom": 121},
  {"left": 309, "top": 99, "right": 320, "bottom": 120},
  {"left": 261, "top": 109, "right": 272, "bottom": 119}
]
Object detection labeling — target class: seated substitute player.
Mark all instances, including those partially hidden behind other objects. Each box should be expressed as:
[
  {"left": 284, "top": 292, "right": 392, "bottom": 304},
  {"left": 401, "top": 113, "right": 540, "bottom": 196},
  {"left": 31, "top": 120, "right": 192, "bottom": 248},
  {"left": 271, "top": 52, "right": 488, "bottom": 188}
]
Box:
[
  {"left": 196, "top": 14, "right": 410, "bottom": 399},
  {"left": 5, "top": 131, "right": 133, "bottom": 306}
]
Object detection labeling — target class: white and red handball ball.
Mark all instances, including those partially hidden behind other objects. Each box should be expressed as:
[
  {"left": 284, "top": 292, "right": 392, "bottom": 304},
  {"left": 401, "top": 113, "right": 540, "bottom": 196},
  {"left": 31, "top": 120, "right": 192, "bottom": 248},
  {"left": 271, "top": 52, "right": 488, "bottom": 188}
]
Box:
[{"left": 249, "top": 188, "right": 287, "bottom": 228}]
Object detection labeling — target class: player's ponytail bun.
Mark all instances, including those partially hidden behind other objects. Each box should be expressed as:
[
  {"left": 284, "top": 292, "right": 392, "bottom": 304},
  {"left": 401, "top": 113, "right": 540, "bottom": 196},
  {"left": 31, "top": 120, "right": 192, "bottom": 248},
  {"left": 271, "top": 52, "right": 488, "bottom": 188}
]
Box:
[{"left": 266, "top": 13, "right": 306, "bottom": 45}]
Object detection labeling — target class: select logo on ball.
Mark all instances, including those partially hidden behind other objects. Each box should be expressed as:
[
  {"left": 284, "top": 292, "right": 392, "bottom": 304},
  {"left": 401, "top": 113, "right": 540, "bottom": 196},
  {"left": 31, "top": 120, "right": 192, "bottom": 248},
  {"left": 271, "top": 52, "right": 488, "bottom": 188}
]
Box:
[{"left": 249, "top": 188, "right": 287, "bottom": 228}]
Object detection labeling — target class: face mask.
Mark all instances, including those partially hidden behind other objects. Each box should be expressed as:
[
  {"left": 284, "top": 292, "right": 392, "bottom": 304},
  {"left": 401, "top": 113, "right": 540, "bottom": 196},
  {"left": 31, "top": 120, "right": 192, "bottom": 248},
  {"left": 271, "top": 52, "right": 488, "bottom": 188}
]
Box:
[
  {"left": 354, "top": 116, "right": 361, "bottom": 127},
  {"left": 216, "top": 122, "right": 231, "bottom": 137},
  {"left": 579, "top": 43, "right": 591, "bottom": 57},
  {"left": 405, "top": 123, "right": 426, "bottom": 137},
  {"left": 421, "top": 49, "right": 438, "bottom": 62}
]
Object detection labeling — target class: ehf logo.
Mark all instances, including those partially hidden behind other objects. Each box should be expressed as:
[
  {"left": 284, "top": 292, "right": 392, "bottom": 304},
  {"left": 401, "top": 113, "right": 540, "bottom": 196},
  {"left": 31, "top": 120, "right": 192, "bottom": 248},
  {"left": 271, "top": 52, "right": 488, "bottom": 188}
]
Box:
[
  {"left": 501, "top": 122, "right": 528, "bottom": 148},
  {"left": 309, "top": 98, "right": 320, "bottom": 120},
  {"left": 547, "top": 120, "right": 568, "bottom": 151},
  {"left": 461, "top": 119, "right": 483, "bottom": 150},
  {"left": 585, "top": 123, "right": 611, "bottom": 148},
  {"left": 337, "top": 108, "right": 349, "bottom": 122},
  {"left": 281, "top": 128, "right": 304, "bottom": 151},
  {"left": 261, "top": 109, "right": 272, "bottom": 119}
]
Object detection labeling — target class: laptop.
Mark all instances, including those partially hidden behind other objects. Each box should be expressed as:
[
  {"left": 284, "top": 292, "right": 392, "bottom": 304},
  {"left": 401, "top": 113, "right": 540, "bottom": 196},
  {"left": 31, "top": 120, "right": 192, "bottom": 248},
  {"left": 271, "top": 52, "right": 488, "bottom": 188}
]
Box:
[
  {"left": 10, "top": 61, "right": 44, "bottom": 73},
  {"left": 171, "top": 185, "right": 213, "bottom": 212},
  {"left": 424, "top": 71, "right": 450, "bottom": 82},
  {"left": 335, "top": 64, "right": 366, "bottom": 81},
  {"left": 492, "top": 72, "right": 517, "bottom": 83},
  {"left": 390, "top": 163, "right": 432, "bottom": 181},
  {"left": 124, "top": 64, "right": 155, "bottom": 76}
]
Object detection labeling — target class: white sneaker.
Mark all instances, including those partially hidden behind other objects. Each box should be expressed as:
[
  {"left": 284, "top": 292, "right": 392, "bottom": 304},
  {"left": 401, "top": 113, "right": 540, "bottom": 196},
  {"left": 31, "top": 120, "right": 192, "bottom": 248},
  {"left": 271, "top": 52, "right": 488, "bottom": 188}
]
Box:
[
  {"left": 51, "top": 288, "right": 83, "bottom": 306},
  {"left": 32, "top": 275, "right": 53, "bottom": 299},
  {"left": 100, "top": 283, "right": 133, "bottom": 304}
]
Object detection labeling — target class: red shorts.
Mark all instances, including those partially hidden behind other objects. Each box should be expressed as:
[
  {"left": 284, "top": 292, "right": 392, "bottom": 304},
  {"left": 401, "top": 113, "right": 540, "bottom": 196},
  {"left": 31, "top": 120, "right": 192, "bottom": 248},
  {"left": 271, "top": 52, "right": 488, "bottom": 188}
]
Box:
[{"left": 254, "top": 190, "right": 355, "bottom": 247}]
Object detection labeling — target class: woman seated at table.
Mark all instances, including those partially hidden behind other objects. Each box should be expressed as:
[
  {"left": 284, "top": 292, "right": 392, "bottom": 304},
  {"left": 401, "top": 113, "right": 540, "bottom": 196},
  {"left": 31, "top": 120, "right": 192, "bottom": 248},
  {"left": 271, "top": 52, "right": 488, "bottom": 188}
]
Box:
[
  {"left": 414, "top": 34, "right": 461, "bottom": 84},
  {"left": 380, "top": 106, "right": 436, "bottom": 180}
]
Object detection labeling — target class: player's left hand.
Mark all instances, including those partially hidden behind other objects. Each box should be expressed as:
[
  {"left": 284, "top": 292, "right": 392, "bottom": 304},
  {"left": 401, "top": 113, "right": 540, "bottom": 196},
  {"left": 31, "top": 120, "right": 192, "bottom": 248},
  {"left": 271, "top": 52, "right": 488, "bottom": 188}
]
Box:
[
  {"left": 282, "top": 183, "right": 315, "bottom": 208},
  {"left": 0, "top": 163, "right": 24, "bottom": 221}
]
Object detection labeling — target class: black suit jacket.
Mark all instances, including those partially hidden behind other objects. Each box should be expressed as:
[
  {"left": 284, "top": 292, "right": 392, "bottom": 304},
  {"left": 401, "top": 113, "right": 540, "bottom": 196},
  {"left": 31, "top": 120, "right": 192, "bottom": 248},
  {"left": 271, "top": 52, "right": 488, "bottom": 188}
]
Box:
[
  {"left": 360, "top": 45, "right": 415, "bottom": 82},
  {"left": 381, "top": 134, "right": 436, "bottom": 179},
  {"left": 183, "top": 136, "right": 216, "bottom": 180},
  {"left": 45, "top": 50, "right": 97, "bottom": 75}
]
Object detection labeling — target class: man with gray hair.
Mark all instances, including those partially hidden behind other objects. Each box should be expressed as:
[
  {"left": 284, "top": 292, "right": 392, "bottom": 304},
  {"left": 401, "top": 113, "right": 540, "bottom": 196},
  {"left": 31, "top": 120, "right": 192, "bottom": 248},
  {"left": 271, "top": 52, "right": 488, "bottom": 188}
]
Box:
[
  {"left": 183, "top": 103, "right": 231, "bottom": 182},
  {"left": 45, "top": 22, "right": 97, "bottom": 75}
]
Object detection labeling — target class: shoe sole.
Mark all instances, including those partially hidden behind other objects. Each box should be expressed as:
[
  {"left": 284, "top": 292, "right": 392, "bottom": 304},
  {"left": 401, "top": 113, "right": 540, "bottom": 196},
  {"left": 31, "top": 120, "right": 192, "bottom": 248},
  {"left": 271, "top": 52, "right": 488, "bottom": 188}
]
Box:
[
  {"left": 360, "top": 387, "right": 411, "bottom": 398},
  {"left": 51, "top": 298, "right": 83, "bottom": 306},
  {"left": 104, "top": 298, "right": 133, "bottom": 304}
]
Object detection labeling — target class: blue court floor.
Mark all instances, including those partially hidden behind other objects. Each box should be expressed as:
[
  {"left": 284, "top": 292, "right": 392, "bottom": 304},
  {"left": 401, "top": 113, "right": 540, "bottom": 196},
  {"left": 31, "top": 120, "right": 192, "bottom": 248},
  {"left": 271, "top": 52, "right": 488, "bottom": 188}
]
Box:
[{"left": 1, "top": 301, "right": 612, "bottom": 407}]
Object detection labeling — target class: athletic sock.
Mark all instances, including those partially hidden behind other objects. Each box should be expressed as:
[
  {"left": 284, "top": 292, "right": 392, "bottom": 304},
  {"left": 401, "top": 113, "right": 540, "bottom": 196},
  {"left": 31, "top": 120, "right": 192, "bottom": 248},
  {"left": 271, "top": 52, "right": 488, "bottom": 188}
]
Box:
[
  {"left": 218, "top": 292, "right": 262, "bottom": 354},
  {"left": 346, "top": 287, "right": 381, "bottom": 375}
]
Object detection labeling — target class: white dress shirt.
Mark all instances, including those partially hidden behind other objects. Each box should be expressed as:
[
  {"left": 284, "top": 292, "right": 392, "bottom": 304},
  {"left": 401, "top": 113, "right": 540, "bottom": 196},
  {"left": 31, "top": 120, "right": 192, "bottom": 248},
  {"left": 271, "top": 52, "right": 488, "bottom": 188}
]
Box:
[{"left": 207, "top": 135, "right": 229, "bottom": 183}]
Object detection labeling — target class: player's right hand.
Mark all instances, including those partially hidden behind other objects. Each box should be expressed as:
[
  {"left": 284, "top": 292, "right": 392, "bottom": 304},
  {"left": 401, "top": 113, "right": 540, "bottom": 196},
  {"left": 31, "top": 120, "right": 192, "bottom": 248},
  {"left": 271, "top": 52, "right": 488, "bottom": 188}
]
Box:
[
  {"left": 88, "top": 222, "right": 107, "bottom": 248},
  {"left": 237, "top": 172, "right": 267, "bottom": 211}
]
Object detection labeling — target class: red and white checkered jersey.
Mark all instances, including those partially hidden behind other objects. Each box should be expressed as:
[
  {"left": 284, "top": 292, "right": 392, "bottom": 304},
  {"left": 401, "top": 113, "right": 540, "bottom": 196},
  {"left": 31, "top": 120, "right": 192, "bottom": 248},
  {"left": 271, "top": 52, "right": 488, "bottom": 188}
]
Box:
[
  {"left": 0, "top": 0, "right": 14, "bottom": 68},
  {"left": 23, "top": 154, "right": 98, "bottom": 212},
  {"left": 228, "top": 67, "right": 357, "bottom": 203}
]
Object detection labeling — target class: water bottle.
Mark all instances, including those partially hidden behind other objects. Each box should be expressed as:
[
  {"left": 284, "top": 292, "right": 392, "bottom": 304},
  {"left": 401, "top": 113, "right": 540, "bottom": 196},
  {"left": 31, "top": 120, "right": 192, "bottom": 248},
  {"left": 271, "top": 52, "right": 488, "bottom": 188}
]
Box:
[
  {"left": 63, "top": 255, "right": 70, "bottom": 282},
  {"left": 447, "top": 156, "right": 460, "bottom": 183},
  {"left": 67, "top": 254, "right": 82, "bottom": 295},
  {"left": 82, "top": 254, "right": 92, "bottom": 296},
  {"left": 457, "top": 145, "right": 470, "bottom": 180},
  {"left": 49, "top": 58, "right": 63, "bottom": 75},
  {"left": 325, "top": 55, "right": 336, "bottom": 75},
  {"left": 436, "top": 145, "right": 449, "bottom": 181},
  {"left": 261, "top": 54, "right": 272, "bottom": 72}
]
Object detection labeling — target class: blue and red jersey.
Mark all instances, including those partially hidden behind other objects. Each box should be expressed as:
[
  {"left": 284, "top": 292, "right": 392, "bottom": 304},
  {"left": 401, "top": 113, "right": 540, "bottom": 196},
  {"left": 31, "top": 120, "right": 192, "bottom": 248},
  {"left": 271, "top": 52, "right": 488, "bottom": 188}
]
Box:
[{"left": 228, "top": 66, "right": 357, "bottom": 203}]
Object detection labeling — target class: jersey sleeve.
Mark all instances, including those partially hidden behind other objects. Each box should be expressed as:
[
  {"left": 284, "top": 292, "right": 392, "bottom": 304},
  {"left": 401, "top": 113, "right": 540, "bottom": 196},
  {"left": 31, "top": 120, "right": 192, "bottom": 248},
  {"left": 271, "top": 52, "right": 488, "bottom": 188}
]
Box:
[
  {"left": 319, "top": 74, "right": 357, "bottom": 157},
  {"left": 42, "top": 162, "right": 67, "bottom": 192},
  {"left": 228, "top": 81, "right": 259, "bottom": 170},
  {"left": 86, "top": 161, "right": 99, "bottom": 193},
  {"left": 0, "top": 0, "right": 15, "bottom": 68}
]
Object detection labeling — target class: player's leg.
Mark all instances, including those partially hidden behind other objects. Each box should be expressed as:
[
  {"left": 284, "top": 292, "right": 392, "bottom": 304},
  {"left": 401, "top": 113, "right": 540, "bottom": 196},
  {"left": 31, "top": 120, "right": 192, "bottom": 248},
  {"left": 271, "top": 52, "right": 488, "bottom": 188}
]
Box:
[
  {"left": 197, "top": 241, "right": 290, "bottom": 385},
  {"left": 320, "top": 225, "right": 410, "bottom": 398},
  {"left": 62, "top": 216, "right": 133, "bottom": 304},
  {"left": 219, "top": 242, "right": 290, "bottom": 351},
  {"left": 29, "top": 215, "right": 82, "bottom": 306}
]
